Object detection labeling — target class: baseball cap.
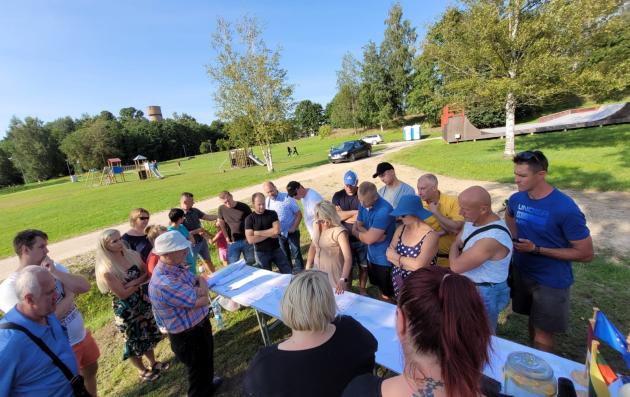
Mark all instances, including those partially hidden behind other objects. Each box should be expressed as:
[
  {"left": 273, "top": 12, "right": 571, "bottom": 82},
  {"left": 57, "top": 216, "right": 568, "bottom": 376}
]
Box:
[
  {"left": 153, "top": 230, "right": 191, "bottom": 255},
  {"left": 343, "top": 170, "right": 358, "bottom": 186},
  {"left": 372, "top": 162, "right": 394, "bottom": 178}
]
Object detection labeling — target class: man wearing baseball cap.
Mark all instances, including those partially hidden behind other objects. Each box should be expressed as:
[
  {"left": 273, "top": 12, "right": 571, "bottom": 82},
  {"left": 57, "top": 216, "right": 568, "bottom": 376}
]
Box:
[
  {"left": 332, "top": 170, "right": 369, "bottom": 295},
  {"left": 148, "top": 231, "right": 222, "bottom": 396},
  {"left": 373, "top": 162, "right": 415, "bottom": 208}
]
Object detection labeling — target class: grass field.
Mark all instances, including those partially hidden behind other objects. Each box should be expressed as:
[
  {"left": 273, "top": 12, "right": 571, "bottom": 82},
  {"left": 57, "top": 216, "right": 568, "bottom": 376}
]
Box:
[
  {"left": 389, "top": 124, "right": 630, "bottom": 192},
  {"left": 0, "top": 128, "right": 411, "bottom": 258},
  {"left": 62, "top": 250, "right": 629, "bottom": 396}
]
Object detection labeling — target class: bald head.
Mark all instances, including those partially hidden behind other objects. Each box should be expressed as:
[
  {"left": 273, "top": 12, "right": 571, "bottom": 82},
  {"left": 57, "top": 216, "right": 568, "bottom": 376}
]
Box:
[
  {"left": 460, "top": 186, "right": 492, "bottom": 207},
  {"left": 262, "top": 181, "right": 278, "bottom": 199},
  {"left": 458, "top": 186, "right": 494, "bottom": 223}
]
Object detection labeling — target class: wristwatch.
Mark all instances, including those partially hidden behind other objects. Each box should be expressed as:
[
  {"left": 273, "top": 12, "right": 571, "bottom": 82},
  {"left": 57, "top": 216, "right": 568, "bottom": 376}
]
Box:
[{"left": 339, "top": 277, "right": 348, "bottom": 283}]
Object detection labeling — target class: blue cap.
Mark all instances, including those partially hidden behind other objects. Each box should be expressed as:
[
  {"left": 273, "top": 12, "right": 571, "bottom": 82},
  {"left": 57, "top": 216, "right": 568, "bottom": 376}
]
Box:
[
  {"left": 390, "top": 195, "right": 433, "bottom": 221},
  {"left": 343, "top": 170, "right": 358, "bottom": 186}
]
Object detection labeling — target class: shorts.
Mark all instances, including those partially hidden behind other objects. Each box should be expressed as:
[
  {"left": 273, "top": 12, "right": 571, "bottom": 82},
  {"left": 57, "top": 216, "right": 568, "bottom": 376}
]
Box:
[
  {"left": 511, "top": 267, "right": 570, "bottom": 333},
  {"left": 367, "top": 263, "right": 394, "bottom": 298},
  {"left": 350, "top": 240, "right": 368, "bottom": 268},
  {"left": 72, "top": 330, "right": 100, "bottom": 369},
  {"left": 218, "top": 247, "right": 228, "bottom": 262},
  {"left": 192, "top": 239, "right": 211, "bottom": 261}
]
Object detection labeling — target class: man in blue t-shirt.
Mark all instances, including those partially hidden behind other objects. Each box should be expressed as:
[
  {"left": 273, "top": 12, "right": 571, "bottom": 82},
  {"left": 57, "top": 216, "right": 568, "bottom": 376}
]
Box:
[
  {"left": 352, "top": 181, "right": 396, "bottom": 301},
  {"left": 506, "top": 150, "right": 593, "bottom": 353}
]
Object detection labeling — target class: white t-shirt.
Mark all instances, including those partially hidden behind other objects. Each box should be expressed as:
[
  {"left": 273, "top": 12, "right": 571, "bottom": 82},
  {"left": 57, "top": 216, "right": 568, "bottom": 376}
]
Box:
[
  {"left": 301, "top": 188, "right": 323, "bottom": 239},
  {"left": 0, "top": 263, "right": 87, "bottom": 346},
  {"left": 461, "top": 220, "right": 513, "bottom": 284}
]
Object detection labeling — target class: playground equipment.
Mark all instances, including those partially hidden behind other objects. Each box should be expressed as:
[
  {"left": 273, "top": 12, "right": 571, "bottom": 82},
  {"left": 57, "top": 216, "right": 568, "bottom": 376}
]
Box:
[
  {"left": 100, "top": 158, "right": 126, "bottom": 185},
  {"left": 228, "top": 148, "right": 265, "bottom": 168},
  {"left": 441, "top": 102, "right": 630, "bottom": 143},
  {"left": 133, "top": 155, "right": 150, "bottom": 180}
]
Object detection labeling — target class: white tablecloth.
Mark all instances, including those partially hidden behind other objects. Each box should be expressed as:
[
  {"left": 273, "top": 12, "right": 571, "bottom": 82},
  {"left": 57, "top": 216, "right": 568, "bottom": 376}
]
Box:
[{"left": 209, "top": 265, "right": 590, "bottom": 393}]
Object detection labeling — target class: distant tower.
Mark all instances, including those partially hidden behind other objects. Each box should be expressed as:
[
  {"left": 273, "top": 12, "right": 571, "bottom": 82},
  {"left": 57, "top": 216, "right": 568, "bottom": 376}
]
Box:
[{"left": 147, "top": 106, "right": 163, "bottom": 121}]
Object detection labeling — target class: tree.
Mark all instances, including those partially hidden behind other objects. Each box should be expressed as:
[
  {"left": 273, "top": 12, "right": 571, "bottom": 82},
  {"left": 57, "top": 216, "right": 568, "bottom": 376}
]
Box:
[
  {"left": 380, "top": 2, "right": 417, "bottom": 116},
  {"left": 61, "top": 119, "right": 122, "bottom": 169},
  {"left": 336, "top": 52, "right": 361, "bottom": 132},
  {"left": 294, "top": 100, "right": 324, "bottom": 134},
  {"left": 207, "top": 16, "right": 294, "bottom": 172},
  {"left": 6, "top": 117, "right": 65, "bottom": 181},
  {"left": 0, "top": 144, "right": 22, "bottom": 186},
  {"left": 329, "top": 85, "right": 359, "bottom": 129},
  {"left": 358, "top": 41, "right": 391, "bottom": 130},
  {"left": 424, "top": 0, "right": 625, "bottom": 156},
  {"left": 119, "top": 107, "right": 145, "bottom": 121},
  {"left": 407, "top": 54, "right": 445, "bottom": 126},
  {"left": 45, "top": 116, "right": 76, "bottom": 144}
]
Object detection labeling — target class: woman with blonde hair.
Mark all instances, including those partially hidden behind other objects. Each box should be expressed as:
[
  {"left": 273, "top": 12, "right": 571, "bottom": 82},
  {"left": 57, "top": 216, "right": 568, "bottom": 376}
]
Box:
[
  {"left": 244, "top": 270, "right": 377, "bottom": 397},
  {"left": 122, "top": 208, "right": 152, "bottom": 263},
  {"left": 95, "top": 229, "right": 166, "bottom": 382},
  {"left": 305, "top": 200, "right": 353, "bottom": 294}
]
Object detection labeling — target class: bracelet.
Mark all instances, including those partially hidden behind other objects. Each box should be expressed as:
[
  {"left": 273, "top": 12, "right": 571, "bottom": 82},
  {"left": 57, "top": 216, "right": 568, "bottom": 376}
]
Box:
[{"left": 534, "top": 245, "right": 541, "bottom": 255}]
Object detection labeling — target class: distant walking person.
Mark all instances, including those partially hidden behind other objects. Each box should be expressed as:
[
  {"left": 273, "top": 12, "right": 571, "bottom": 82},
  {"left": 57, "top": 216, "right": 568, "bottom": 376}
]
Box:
[
  {"left": 292, "top": 146, "right": 299, "bottom": 156},
  {"left": 506, "top": 150, "right": 593, "bottom": 352},
  {"left": 287, "top": 146, "right": 292, "bottom": 157}
]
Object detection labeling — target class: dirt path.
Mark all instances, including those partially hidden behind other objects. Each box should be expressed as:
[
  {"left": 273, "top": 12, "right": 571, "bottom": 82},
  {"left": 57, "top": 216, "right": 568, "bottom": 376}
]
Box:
[{"left": 2, "top": 138, "right": 628, "bottom": 280}]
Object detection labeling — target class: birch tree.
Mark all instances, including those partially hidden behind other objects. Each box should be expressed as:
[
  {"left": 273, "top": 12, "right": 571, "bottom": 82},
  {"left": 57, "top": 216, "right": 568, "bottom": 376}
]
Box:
[
  {"left": 424, "top": 0, "right": 625, "bottom": 156},
  {"left": 207, "top": 16, "right": 294, "bottom": 172}
]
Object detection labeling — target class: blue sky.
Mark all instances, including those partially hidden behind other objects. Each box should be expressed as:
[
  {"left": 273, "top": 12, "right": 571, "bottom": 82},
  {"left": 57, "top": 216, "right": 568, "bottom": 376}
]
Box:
[{"left": 0, "top": 1, "right": 450, "bottom": 137}]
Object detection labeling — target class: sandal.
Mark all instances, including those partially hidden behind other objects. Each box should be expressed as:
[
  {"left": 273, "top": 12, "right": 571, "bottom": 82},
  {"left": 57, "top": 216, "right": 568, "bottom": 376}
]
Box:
[
  {"left": 151, "top": 361, "right": 170, "bottom": 374},
  {"left": 139, "top": 369, "right": 160, "bottom": 382}
]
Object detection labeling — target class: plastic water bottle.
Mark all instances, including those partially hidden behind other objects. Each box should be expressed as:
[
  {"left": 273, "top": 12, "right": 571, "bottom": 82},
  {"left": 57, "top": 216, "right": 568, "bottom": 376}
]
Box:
[{"left": 212, "top": 298, "right": 224, "bottom": 330}]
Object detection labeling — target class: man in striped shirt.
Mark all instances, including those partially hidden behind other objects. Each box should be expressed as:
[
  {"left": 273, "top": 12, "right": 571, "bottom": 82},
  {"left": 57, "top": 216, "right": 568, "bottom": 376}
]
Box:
[{"left": 148, "top": 231, "right": 222, "bottom": 396}]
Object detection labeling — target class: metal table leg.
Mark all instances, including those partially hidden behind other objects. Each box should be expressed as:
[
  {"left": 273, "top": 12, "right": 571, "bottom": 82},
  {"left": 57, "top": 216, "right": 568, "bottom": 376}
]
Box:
[{"left": 254, "top": 309, "right": 272, "bottom": 346}]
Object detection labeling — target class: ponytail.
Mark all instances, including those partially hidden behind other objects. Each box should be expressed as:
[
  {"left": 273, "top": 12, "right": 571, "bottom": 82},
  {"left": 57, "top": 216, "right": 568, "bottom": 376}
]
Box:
[{"left": 399, "top": 267, "right": 491, "bottom": 397}]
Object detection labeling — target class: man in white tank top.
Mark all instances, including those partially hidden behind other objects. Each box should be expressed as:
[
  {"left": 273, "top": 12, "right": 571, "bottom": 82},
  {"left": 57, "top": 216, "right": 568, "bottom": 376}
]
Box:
[{"left": 448, "top": 186, "right": 513, "bottom": 332}]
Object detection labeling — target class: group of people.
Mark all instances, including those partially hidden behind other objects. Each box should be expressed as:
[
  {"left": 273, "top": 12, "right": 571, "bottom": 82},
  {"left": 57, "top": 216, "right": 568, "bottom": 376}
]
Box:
[{"left": 0, "top": 149, "right": 594, "bottom": 396}]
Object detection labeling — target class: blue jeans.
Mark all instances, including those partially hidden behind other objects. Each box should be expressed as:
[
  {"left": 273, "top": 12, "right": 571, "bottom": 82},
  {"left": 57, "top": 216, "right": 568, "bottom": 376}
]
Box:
[
  {"left": 255, "top": 247, "right": 292, "bottom": 274},
  {"left": 476, "top": 280, "right": 510, "bottom": 332},
  {"left": 350, "top": 240, "right": 368, "bottom": 268},
  {"left": 227, "top": 239, "right": 255, "bottom": 265},
  {"left": 279, "top": 231, "right": 304, "bottom": 272}
]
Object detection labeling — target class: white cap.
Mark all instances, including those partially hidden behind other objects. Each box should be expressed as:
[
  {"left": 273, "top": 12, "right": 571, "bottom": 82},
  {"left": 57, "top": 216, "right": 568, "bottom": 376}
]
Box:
[{"left": 153, "top": 231, "right": 191, "bottom": 255}]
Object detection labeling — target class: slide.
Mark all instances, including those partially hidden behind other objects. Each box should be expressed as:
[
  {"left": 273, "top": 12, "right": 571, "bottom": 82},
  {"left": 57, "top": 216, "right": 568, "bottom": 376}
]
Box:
[{"left": 248, "top": 154, "right": 266, "bottom": 166}]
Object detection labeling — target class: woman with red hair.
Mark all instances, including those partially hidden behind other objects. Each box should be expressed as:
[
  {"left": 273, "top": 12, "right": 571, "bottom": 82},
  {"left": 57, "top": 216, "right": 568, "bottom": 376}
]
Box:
[{"left": 343, "top": 266, "right": 492, "bottom": 397}]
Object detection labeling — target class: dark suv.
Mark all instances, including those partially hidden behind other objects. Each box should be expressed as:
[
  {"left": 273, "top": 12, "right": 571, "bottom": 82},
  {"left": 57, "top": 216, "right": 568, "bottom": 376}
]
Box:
[{"left": 328, "top": 140, "right": 372, "bottom": 163}]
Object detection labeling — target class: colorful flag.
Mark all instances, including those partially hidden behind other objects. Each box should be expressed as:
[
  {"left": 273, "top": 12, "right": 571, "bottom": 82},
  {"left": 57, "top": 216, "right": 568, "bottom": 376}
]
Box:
[
  {"left": 596, "top": 348, "right": 618, "bottom": 386},
  {"left": 594, "top": 311, "right": 630, "bottom": 369},
  {"left": 589, "top": 341, "right": 611, "bottom": 397}
]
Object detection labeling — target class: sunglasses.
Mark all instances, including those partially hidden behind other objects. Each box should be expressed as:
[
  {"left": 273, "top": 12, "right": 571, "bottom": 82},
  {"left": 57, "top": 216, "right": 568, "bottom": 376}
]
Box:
[
  {"left": 516, "top": 151, "right": 542, "bottom": 163},
  {"left": 138, "top": 216, "right": 150, "bottom": 220}
]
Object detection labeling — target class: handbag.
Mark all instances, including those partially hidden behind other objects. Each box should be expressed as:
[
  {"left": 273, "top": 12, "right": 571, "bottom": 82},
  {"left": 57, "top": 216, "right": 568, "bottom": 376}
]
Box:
[{"left": 0, "top": 322, "right": 92, "bottom": 397}]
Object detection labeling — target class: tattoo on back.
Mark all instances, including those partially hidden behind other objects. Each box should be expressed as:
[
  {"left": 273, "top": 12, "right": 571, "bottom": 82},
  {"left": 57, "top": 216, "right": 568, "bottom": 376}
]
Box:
[{"left": 412, "top": 378, "right": 444, "bottom": 397}]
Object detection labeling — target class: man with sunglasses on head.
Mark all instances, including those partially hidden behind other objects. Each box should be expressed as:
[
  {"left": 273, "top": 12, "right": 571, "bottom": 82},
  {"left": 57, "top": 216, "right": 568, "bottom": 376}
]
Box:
[{"left": 505, "top": 150, "right": 593, "bottom": 353}]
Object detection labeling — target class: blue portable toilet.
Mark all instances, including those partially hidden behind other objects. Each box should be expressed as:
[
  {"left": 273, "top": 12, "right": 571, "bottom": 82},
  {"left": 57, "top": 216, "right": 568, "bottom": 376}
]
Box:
[{"left": 403, "top": 125, "right": 421, "bottom": 141}]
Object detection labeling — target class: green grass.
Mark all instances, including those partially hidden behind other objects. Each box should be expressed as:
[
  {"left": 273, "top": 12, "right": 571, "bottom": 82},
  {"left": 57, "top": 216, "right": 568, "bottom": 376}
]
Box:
[
  {"left": 0, "top": 133, "right": 384, "bottom": 258},
  {"left": 61, "top": 252, "right": 629, "bottom": 396},
  {"left": 388, "top": 124, "right": 630, "bottom": 191}
]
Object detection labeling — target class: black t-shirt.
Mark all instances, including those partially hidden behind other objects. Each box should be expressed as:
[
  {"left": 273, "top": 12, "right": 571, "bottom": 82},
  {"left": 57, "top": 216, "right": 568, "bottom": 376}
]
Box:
[
  {"left": 332, "top": 189, "right": 361, "bottom": 241},
  {"left": 218, "top": 202, "right": 252, "bottom": 241},
  {"left": 183, "top": 207, "right": 206, "bottom": 243},
  {"left": 244, "top": 210, "right": 280, "bottom": 251},
  {"left": 121, "top": 233, "right": 152, "bottom": 263},
  {"left": 244, "top": 315, "right": 377, "bottom": 397},
  {"left": 342, "top": 373, "right": 383, "bottom": 397}
]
